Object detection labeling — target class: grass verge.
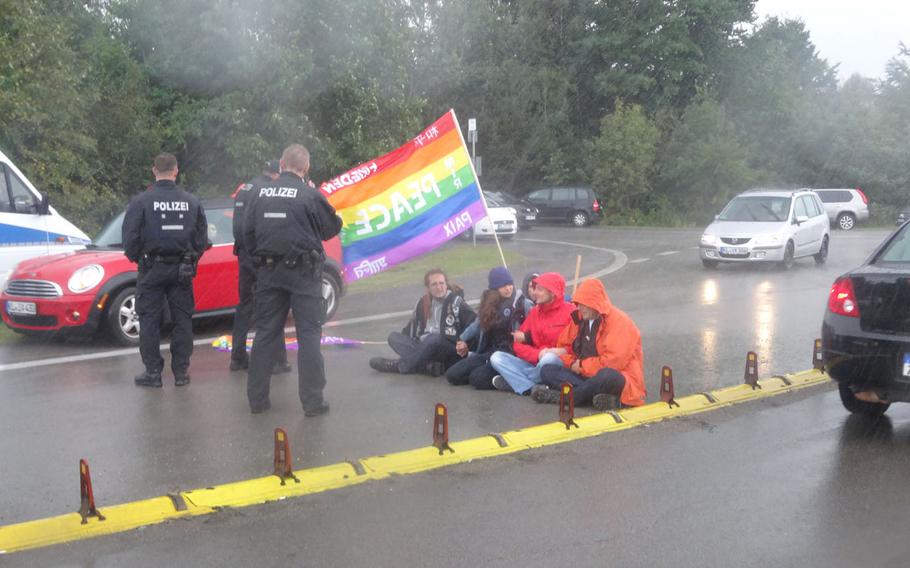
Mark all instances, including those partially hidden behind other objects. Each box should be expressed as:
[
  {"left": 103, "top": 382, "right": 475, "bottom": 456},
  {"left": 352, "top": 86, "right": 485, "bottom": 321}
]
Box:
[
  {"left": 347, "top": 240, "right": 523, "bottom": 294},
  {"left": 0, "top": 323, "right": 22, "bottom": 344}
]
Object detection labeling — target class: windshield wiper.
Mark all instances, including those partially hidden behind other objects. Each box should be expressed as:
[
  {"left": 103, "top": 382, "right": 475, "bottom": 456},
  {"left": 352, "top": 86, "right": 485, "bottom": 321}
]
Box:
[{"left": 759, "top": 203, "right": 780, "bottom": 221}]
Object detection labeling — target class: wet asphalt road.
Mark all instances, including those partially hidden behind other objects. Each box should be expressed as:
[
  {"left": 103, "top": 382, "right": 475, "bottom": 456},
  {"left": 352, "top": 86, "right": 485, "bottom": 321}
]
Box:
[
  {"left": 12, "top": 386, "right": 910, "bottom": 568},
  {"left": 0, "top": 225, "right": 900, "bottom": 564}
]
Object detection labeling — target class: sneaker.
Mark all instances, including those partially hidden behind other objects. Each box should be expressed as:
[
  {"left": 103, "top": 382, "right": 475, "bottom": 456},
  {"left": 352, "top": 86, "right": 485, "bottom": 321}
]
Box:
[
  {"left": 174, "top": 373, "right": 191, "bottom": 387},
  {"left": 273, "top": 361, "right": 293, "bottom": 374},
  {"left": 304, "top": 401, "right": 330, "bottom": 417},
  {"left": 492, "top": 375, "right": 514, "bottom": 393},
  {"left": 229, "top": 358, "right": 249, "bottom": 371},
  {"left": 134, "top": 371, "right": 163, "bottom": 388},
  {"left": 250, "top": 401, "right": 271, "bottom": 414},
  {"left": 531, "top": 384, "right": 559, "bottom": 404},
  {"left": 369, "top": 357, "right": 401, "bottom": 373},
  {"left": 424, "top": 361, "right": 445, "bottom": 377},
  {"left": 592, "top": 393, "right": 621, "bottom": 411}
]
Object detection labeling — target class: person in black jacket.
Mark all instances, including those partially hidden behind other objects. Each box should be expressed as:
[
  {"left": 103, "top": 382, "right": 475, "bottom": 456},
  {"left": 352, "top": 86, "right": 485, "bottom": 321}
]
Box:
[
  {"left": 122, "top": 153, "right": 208, "bottom": 388},
  {"left": 244, "top": 144, "right": 342, "bottom": 415},
  {"left": 446, "top": 267, "right": 532, "bottom": 389},
  {"left": 228, "top": 159, "right": 291, "bottom": 374},
  {"left": 369, "top": 268, "right": 476, "bottom": 376}
]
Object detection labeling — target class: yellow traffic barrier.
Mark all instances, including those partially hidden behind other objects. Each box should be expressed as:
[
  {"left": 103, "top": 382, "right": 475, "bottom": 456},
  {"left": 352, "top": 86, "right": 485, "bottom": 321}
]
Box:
[{"left": 0, "top": 367, "right": 831, "bottom": 555}]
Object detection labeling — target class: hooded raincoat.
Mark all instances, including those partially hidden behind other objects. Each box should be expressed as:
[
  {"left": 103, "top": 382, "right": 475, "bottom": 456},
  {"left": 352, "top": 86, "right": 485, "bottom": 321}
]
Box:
[
  {"left": 512, "top": 272, "right": 575, "bottom": 365},
  {"left": 556, "top": 279, "right": 646, "bottom": 407}
]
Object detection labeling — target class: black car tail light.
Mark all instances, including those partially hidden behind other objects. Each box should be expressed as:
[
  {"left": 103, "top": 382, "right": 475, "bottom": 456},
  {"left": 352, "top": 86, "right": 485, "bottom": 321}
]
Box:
[{"left": 828, "top": 277, "right": 860, "bottom": 317}]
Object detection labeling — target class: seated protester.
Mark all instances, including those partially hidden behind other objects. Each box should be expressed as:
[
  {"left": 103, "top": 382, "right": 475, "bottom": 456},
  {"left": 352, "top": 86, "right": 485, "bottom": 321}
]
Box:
[
  {"left": 489, "top": 272, "right": 575, "bottom": 395},
  {"left": 446, "top": 267, "right": 530, "bottom": 389},
  {"left": 370, "top": 268, "right": 475, "bottom": 376},
  {"left": 533, "top": 278, "right": 646, "bottom": 410}
]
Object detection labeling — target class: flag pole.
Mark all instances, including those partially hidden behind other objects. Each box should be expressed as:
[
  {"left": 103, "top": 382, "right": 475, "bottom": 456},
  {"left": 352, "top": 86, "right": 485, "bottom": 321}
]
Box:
[{"left": 449, "top": 109, "right": 508, "bottom": 270}]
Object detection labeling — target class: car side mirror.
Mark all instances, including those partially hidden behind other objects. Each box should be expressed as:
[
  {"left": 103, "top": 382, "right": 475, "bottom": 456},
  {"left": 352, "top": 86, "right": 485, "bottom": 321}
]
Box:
[
  {"left": 795, "top": 215, "right": 809, "bottom": 225},
  {"left": 36, "top": 192, "right": 50, "bottom": 215}
]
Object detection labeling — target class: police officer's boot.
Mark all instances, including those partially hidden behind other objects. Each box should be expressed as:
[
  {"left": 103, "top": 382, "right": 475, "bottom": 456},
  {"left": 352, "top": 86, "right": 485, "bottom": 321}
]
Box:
[
  {"left": 134, "top": 370, "right": 163, "bottom": 388},
  {"left": 304, "top": 400, "right": 330, "bottom": 417},
  {"left": 174, "top": 372, "right": 191, "bottom": 387},
  {"left": 423, "top": 361, "right": 445, "bottom": 377},
  {"left": 272, "top": 361, "right": 293, "bottom": 374}
]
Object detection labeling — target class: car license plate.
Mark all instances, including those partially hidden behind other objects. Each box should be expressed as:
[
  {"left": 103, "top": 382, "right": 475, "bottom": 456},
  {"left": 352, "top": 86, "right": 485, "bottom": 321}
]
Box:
[
  {"left": 903, "top": 353, "right": 910, "bottom": 377},
  {"left": 6, "top": 301, "right": 37, "bottom": 316},
  {"left": 526, "top": 215, "right": 536, "bottom": 221},
  {"left": 720, "top": 247, "right": 747, "bottom": 255}
]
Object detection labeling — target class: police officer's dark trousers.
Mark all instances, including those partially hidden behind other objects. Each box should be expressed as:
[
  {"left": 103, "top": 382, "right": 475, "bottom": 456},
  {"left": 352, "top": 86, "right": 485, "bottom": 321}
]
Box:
[
  {"left": 247, "top": 263, "right": 325, "bottom": 411},
  {"left": 230, "top": 251, "right": 288, "bottom": 366},
  {"left": 136, "top": 261, "right": 194, "bottom": 375}
]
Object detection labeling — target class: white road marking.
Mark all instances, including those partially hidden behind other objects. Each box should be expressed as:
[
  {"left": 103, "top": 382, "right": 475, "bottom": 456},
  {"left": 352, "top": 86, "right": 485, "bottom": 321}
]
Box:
[
  {"left": 0, "top": 237, "right": 628, "bottom": 372},
  {"left": 656, "top": 250, "right": 679, "bottom": 256},
  {"left": 630, "top": 258, "right": 651, "bottom": 264}
]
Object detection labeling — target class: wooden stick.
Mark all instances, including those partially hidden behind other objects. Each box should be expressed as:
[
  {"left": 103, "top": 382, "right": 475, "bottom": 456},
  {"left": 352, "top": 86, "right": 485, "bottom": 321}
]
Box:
[{"left": 572, "top": 254, "right": 582, "bottom": 296}]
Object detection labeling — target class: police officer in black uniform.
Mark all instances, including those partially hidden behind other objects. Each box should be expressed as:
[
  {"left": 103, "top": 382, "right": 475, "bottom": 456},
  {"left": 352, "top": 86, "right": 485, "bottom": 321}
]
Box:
[
  {"left": 229, "top": 159, "right": 291, "bottom": 374},
  {"left": 244, "top": 144, "right": 342, "bottom": 415},
  {"left": 122, "top": 153, "right": 208, "bottom": 388}
]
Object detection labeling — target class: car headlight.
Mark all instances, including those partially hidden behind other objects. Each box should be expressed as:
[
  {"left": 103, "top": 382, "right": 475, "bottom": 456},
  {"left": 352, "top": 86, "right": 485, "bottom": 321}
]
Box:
[
  {"left": 68, "top": 264, "right": 105, "bottom": 293},
  {"left": 753, "top": 235, "right": 781, "bottom": 246},
  {"left": 700, "top": 234, "right": 717, "bottom": 246}
]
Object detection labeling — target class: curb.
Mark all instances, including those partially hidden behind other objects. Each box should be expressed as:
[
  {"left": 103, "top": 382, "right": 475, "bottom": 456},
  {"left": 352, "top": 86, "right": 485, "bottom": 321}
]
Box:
[{"left": 0, "top": 369, "right": 829, "bottom": 554}]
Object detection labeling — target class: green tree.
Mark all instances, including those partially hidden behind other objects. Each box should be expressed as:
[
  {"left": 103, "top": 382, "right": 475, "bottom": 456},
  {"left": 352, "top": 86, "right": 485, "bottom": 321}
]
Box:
[
  {"left": 587, "top": 101, "right": 660, "bottom": 216},
  {"left": 657, "top": 95, "right": 755, "bottom": 221}
]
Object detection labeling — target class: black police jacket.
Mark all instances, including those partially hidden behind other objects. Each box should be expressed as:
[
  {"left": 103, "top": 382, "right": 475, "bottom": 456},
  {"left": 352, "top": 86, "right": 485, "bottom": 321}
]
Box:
[
  {"left": 122, "top": 180, "right": 208, "bottom": 263},
  {"left": 243, "top": 171, "right": 342, "bottom": 260},
  {"left": 231, "top": 174, "right": 275, "bottom": 255}
]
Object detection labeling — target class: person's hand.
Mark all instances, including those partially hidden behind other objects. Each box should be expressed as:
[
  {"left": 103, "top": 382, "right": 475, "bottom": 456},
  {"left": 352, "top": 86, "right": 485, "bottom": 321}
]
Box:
[
  {"left": 512, "top": 331, "right": 526, "bottom": 343},
  {"left": 571, "top": 359, "right": 583, "bottom": 374},
  {"left": 456, "top": 340, "right": 468, "bottom": 357}
]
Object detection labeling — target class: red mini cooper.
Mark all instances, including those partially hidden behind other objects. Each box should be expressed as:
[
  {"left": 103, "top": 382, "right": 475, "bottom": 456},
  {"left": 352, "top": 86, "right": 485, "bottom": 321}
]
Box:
[{"left": 1, "top": 198, "right": 345, "bottom": 345}]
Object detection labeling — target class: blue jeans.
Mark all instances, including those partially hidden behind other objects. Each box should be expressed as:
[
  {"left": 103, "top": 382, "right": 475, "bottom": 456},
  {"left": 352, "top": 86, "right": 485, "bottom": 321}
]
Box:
[{"left": 489, "top": 351, "right": 564, "bottom": 395}]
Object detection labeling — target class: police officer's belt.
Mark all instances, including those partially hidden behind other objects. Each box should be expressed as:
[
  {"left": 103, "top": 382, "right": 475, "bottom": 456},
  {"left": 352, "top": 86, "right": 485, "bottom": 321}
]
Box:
[{"left": 144, "top": 254, "right": 190, "bottom": 264}]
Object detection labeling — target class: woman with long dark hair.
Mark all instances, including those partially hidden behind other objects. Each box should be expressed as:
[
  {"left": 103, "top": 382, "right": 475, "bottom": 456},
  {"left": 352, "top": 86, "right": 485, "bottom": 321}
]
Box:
[{"left": 445, "top": 267, "right": 532, "bottom": 389}]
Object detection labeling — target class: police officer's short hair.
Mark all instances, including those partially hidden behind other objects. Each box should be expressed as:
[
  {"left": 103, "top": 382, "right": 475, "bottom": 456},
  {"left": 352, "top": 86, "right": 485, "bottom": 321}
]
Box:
[
  {"left": 281, "top": 144, "right": 310, "bottom": 172},
  {"left": 153, "top": 153, "right": 178, "bottom": 173}
]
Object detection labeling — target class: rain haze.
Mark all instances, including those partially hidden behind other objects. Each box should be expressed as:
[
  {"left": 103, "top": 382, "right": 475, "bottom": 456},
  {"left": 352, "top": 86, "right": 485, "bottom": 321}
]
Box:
[
  {"left": 756, "top": 0, "right": 910, "bottom": 80},
  {"left": 3, "top": 2, "right": 910, "bottom": 565}
]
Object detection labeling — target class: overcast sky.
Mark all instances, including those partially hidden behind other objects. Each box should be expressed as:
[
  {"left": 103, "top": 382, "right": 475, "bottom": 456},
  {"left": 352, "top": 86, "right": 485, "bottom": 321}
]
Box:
[{"left": 754, "top": 0, "right": 909, "bottom": 81}]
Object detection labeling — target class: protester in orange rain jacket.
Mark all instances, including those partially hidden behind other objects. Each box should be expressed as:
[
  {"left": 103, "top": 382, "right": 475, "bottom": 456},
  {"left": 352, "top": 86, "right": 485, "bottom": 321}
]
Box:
[{"left": 533, "top": 278, "right": 646, "bottom": 410}]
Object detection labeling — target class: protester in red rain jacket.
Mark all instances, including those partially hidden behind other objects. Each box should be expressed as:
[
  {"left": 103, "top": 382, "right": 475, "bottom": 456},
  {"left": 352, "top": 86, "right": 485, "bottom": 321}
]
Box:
[{"left": 489, "top": 272, "right": 575, "bottom": 395}]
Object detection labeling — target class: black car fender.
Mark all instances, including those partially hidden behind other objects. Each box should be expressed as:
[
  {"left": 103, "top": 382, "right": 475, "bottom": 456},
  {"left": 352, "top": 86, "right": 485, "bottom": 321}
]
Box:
[{"left": 84, "top": 272, "right": 138, "bottom": 331}]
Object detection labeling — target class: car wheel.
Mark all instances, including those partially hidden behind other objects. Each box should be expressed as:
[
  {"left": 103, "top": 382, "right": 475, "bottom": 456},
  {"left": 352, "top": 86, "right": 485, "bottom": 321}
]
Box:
[
  {"left": 459, "top": 227, "right": 474, "bottom": 241},
  {"left": 838, "top": 382, "right": 890, "bottom": 416},
  {"left": 106, "top": 286, "right": 141, "bottom": 347},
  {"left": 814, "top": 235, "right": 829, "bottom": 264},
  {"left": 701, "top": 259, "right": 718, "bottom": 269},
  {"left": 837, "top": 212, "right": 856, "bottom": 231},
  {"left": 322, "top": 273, "right": 341, "bottom": 321},
  {"left": 779, "top": 241, "right": 795, "bottom": 270},
  {"left": 571, "top": 211, "right": 589, "bottom": 227}
]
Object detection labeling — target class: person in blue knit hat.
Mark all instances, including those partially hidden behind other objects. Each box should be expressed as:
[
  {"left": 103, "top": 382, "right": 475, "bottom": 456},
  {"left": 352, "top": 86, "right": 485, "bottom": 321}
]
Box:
[{"left": 445, "top": 266, "right": 534, "bottom": 389}]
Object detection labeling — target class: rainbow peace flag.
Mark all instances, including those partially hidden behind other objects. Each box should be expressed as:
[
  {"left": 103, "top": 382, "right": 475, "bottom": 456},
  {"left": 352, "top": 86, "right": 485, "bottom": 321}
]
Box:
[{"left": 320, "top": 110, "right": 485, "bottom": 282}]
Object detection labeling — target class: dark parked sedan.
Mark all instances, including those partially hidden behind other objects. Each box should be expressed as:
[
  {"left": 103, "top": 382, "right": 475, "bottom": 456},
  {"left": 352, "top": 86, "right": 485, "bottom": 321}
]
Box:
[
  {"left": 486, "top": 191, "right": 538, "bottom": 227},
  {"left": 822, "top": 222, "right": 910, "bottom": 415}
]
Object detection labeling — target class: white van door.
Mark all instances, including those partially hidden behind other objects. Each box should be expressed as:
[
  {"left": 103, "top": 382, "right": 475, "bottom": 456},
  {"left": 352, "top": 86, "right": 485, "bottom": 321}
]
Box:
[
  {"left": 0, "top": 154, "right": 90, "bottom": 288},
  {"left": 0, "top": 163, "right": 50, "bottom": 279}
]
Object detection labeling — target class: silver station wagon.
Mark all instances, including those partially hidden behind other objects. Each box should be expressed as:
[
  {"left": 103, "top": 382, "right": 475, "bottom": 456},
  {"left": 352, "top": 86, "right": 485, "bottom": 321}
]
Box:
[{"left": 698, "top": 189, "right": 830, "bottom": 270}]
